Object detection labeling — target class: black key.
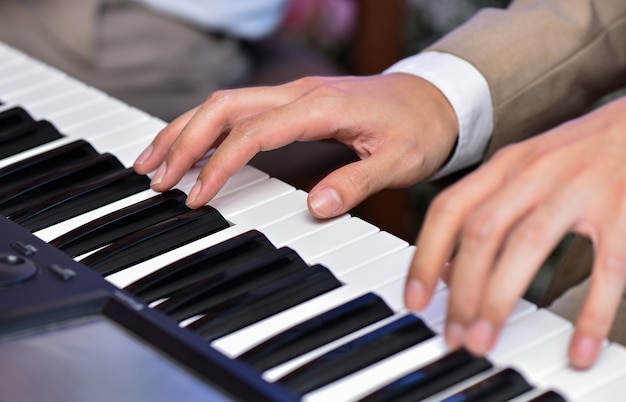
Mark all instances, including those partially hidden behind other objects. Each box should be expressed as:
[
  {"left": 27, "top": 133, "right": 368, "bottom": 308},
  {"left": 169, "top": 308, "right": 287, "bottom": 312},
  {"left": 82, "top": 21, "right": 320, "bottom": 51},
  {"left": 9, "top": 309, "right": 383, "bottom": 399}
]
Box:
[
  {"left": 0, "top": 140, "right": 98, "bottom": 195},
  {"left": 187, "top": 264, "right": 342, "bottom": 342},
  {"left": 0, "top": 153, "right": 123, "bottom": 216},
  {"left": 49, "top": 190, "right": 189, "bottom": 257},
  {"left": 527, "top": 390, "right": 567, "bottom": 402},
  {"left": 80, "top": 206, "right": 229, "bottom": 276},
  {"left": 124, "top": 230, "right": 276, "bottom": 303},
  {"left": 0, "top": 120, "right": 63, "bottom": 159},
  {"left": 155, "top": 247, "right": 310, "bottom": 321},
  {"left": 442, "top": 368, "right": 533, "bottom": 402},
  {"left": 11, "top": 167, "right": 151, "bottom": 232},
  {"left": 276, "top": 314, "right": 436, "bottom": 396},
  {"left": 360, "top": 348, "right": 493, "bottom": 402},
  {"left": 239, "top": 293, "right": 394, "bottom": 372},
  {"left": 0, "top": 107, "right": 35, "bottom": 135}
]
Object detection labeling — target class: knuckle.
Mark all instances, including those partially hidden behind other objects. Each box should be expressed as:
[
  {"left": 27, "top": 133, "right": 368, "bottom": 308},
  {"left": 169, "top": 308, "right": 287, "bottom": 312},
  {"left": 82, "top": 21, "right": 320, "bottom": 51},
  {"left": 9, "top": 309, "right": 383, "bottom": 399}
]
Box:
[
  {"left": 602, "top": 250, "right": 626, "bottom": 278},
  {"left": 305, "top": 80, "right": 348, "bottom": 102},
  {"left": 232, "top": 117, "right": 256, "bottom": 138},
  {"left": 296, "top": 75, "right": 326, "bottom": 87},
  {"left": 341, "top": 164, "right": 374, "bottom": 195},
  {"left": 230, "top": 119, "right": 263, "bottom": 150},
  {"left": 463, "top": 212, "right": 498, "bottom": 246},
  {"left": 429, "top": 189, "right": 462, "bottom": 219},
  {"left": 169, "top": 137, "right": 202, "bottom": 161},
  {"left": 510, "top": 220, "right": 550, "bottom": 250},
  {"left": 204, "top": 88, "right": 234, "bottom": 105}
]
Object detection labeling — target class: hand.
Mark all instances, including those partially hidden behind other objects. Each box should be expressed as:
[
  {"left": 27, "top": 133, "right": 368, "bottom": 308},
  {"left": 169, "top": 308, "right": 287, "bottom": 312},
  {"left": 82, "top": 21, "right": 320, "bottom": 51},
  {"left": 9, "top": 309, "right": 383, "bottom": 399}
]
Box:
[
  {"left": 405, "top": 96, "right": 626, "bottom": 369},
  {"left": 133, "top": 74, "right": 458, "bottom": 218}
]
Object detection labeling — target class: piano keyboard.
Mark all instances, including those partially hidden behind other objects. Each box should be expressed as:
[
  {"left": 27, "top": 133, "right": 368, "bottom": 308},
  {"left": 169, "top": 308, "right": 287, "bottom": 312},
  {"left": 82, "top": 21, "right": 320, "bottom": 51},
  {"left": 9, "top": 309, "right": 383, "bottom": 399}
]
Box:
[{"left": 1, "top": 41, "right": 626, "bottom": 401}]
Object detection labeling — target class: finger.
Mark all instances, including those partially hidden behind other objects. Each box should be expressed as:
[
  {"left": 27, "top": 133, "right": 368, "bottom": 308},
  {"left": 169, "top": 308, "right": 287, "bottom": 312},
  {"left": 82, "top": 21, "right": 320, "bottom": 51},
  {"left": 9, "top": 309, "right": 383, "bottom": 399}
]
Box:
[
  {"left": 464, "top": 180, "right": 586, "bottom": 356},
  {"left": 405, "top": 149, "right": 522, "bottom": 312},
  {"left": 183, "top": 84, "right": 363, "bottom": 208},
  {"left": 133, "top": 106, "right": 199, "bottom": 175},
  {"left": 569, "top": 216, "right": 626, "bottom": 369},
  {"left": 307, "top": 130, "right": 435, "bottom": 218},
  {"left": 306, "top": 156, "right": 391, "bottom": 219},
  {"left": 444, "top": 151, "right": 571, "bottom": 349},
  {"left": 149, "top": 83, "right": 320, "bottom": 193}
]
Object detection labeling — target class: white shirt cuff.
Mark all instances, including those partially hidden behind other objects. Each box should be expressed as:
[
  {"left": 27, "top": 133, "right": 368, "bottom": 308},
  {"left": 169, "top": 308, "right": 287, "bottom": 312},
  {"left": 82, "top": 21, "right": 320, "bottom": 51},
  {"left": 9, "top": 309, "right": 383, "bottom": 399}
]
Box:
[{"left": 384, "top": 51, "right": 493, "bottom": 180}]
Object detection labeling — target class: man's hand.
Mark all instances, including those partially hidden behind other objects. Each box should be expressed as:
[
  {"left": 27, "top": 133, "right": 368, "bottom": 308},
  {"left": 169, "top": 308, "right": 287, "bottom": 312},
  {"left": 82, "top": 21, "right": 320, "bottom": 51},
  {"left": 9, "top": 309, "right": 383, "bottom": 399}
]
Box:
[
  {"left": 406, "top": 96, "right": 626, "bottom": 369},
  {"left": 133, "top": 73, "right": 459, "bottom": 217}
]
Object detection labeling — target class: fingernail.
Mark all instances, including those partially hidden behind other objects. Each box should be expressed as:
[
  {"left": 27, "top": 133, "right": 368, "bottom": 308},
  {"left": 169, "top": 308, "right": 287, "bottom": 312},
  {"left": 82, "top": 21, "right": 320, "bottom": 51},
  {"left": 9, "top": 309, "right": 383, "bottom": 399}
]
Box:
[
  {"left": 134, "top": 145, "right": 153, "bottom": 166},
  {"left": 309, "top": 187, "right": 341, "bottom": 217},
  {"left": 404, "top": 278, "right": 424, "bottom": 310},
  {"left": 151, "top": 161, "right": 167, "bottom": 186},
  {"left": 467, "top": 319, "right": 493, "bottom": 355},
  {"left": 186, "top": 180, "right": 202, "bottom": 207},
  {"left": 445, "top": 322, "right": 466, "bottom": 349},
  {"left": 571, "top": 336, "right": 600, "bottom": 369}
]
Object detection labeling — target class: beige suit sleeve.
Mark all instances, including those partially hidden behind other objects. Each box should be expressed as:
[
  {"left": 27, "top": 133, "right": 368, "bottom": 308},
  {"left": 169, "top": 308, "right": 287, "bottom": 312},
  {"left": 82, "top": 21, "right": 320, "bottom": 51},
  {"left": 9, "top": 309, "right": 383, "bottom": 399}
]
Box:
[{"left": 428, "top": 0, "right": 626, "bottom": 156}]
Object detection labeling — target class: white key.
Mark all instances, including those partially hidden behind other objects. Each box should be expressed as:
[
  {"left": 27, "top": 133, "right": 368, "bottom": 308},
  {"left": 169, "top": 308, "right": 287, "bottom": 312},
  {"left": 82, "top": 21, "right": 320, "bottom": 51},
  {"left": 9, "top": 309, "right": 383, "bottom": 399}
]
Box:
[
  {"left": 578, "top": 372, "right": 626, "bottom": 401},
  {"left": 207, "top": 165, "right": 270, "bottom": 201},
  {"left": 0, "top": 59, "right": 52, "bottom": 85},
  {"left": 225, "top": 189, "right": 309, "bottom": 230},
  {"left": 49, "top": 96, "right": 128, "bottom": 132},
  {"left": 427, "top": 297, "right": 537, "bottom": 334},
  {"left": 63, "top": 107, "right": 150, "bottom": 145},
  {"left": 101, "top": 118, "right": 166, "bottom": 166},
  {"left": 314, "top": 231, "right": 408, "bottom": 276},
  {"left": 537, "top": 343, "right": 626, "bottom": 400},
  {"left": 0, "top": 66, "right": 65, "bottom": 97},
  {"left": 209, "top": 177, "right": 294, "bottom": 218},
  {"left": 373, "top": 276, "right": 447, "bottom": 313},
  {"left": 337, "top": 245, "right": 413, "bottom": 289},
  {"left": 260, "top": 210, "right": 349, "bottom": 248},
  {"left": 505, "top": 327, "right": 573, "bottom": 384},
  {"left": 0, "top": 46, "right": 27, "bottom": 70},
  {"left": 489, "top": 309, "right": 570, "bottom": 365},
  {"left": 24, "top": 86, "right": 107, "bottom": 120},
  {"left": 0, "top": 57, "right": 37, "bottom": 78},
  {"left": 287, "top": 217, "right": 379, "bottom": 263},
  {"left": 3, "top": 76, "right": 87, "bottom": 108}
]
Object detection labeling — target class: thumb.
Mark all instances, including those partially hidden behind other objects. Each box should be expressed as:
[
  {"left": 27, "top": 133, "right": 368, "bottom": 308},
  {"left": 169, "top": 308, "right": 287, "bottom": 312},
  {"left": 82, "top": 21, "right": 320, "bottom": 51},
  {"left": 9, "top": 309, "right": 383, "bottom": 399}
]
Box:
[{"left": 307, "top": 157, "right": 391, "bottom": 219}]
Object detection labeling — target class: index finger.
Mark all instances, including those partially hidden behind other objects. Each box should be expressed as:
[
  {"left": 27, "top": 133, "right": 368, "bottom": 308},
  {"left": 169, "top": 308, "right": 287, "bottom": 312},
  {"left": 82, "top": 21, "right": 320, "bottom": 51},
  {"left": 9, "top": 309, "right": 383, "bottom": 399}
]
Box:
[
  {"left": 184, "top": 84, "right": 371, "bottom": 208},
  {"left": 405, "top": 149, "right": 520, "bottom": 311},
  {"left": 137, "top": 82, "right": 318, "bottom": 193}
]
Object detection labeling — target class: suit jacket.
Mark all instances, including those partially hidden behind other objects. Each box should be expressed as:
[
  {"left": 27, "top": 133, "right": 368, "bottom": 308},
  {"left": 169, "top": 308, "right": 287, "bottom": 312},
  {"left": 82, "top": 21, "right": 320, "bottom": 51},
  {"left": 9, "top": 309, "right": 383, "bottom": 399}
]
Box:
[
  {"left": 428, "top": 0, "right": 626, "bottom": 305},
  {"left": 430, "top": 0, "right": 626, "bottom": 155}
]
